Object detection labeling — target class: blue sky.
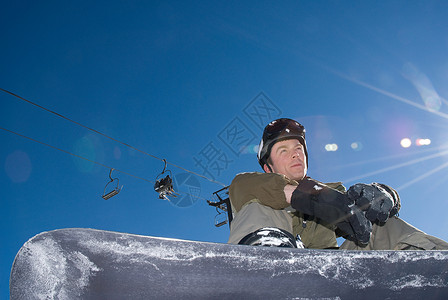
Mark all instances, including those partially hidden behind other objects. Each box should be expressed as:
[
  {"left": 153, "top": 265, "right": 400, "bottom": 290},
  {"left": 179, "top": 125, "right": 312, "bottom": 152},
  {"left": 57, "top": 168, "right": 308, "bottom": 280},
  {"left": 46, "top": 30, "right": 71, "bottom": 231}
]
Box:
[{"left": 2, "top": 0, "right": 448, "bottom": 296}]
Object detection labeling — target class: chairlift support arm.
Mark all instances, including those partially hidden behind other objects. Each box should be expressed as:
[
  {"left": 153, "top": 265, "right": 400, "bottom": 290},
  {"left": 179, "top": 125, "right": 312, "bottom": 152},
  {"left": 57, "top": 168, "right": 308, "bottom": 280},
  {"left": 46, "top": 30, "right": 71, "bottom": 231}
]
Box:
[{"left": 207, "top": 186, "right": 232, "bottom": 228}]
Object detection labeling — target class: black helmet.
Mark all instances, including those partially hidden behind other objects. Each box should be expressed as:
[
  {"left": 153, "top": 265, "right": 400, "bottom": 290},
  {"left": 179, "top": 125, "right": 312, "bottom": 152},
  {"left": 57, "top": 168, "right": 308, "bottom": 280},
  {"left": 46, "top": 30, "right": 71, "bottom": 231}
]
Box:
[{"left": 257, "top": 118, "right": 308, "bottom": 169}]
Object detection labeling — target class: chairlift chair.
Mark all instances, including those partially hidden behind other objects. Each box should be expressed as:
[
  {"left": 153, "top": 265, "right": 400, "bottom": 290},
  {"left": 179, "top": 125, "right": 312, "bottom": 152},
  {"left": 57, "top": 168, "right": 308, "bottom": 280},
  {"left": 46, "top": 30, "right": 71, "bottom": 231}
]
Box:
[
  {"left": 154, "top": 159, "right": 179, "bottom": 201},
  {"left": 102, "top": 168, "right": 123, "bottom": 200}
]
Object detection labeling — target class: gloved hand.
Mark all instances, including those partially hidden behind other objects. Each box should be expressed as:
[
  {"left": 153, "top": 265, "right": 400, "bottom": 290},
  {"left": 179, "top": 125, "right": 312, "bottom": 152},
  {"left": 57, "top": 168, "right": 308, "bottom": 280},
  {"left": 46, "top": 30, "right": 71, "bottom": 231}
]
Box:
[
  {"left": 347, "top": 183, "right": 400, "bottom": 224},
  {"left": 291, "top": 177, "right": 372, "bottom": 246}
]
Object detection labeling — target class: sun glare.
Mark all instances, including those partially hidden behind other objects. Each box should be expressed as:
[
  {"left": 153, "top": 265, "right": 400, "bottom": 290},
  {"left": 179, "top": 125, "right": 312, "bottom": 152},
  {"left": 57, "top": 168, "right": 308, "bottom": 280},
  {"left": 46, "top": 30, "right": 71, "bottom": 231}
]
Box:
[
  {"left": 400, "top": 138, "right": 412, "bottom": 148},
  {"left": 416, "top": 138, "right": 431, "bottom": 146},
  {"left": 342, "top": 147, "right": 448, "bottom": 184},
  {"left": 325, "top": 144, "right": 338, "bottom": 151}
]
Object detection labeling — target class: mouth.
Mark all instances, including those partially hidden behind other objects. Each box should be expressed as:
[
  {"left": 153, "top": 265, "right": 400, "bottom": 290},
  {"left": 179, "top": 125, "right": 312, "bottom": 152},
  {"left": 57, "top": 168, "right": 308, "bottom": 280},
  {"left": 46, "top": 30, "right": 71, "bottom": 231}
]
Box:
[{"left": 290, "top": 163, "right": 303, "bottom": 168}]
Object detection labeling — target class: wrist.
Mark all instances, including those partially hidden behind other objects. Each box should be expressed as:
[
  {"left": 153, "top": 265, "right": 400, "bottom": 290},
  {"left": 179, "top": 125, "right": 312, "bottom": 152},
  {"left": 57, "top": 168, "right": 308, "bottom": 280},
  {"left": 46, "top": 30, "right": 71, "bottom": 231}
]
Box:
[{"left": 284, "top": 184, "right": 296, "bottom": 204}]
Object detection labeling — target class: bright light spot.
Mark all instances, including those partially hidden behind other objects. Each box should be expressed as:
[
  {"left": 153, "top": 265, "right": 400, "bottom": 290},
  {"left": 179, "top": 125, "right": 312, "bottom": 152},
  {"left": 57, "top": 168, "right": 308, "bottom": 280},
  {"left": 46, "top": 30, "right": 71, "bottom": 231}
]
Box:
[
  {"left": 351, "top": 142, "right": 363, "bottom": 151},
  {"left": 72, "top": 135, "right": 96, "bottom": 172},
  {"left": 416, "top": 138, "right": 431, "bottom": 146},
  {"left": 400, "top": 138, "right": 412, "bottom": 148},
  {"left": 113, "top": 146, "right": 122, "bottom": 159},
  {"left": 325, "top": 144, "right": 338, "bottom": 151},
  {"left": 253, "top": 145, "right": 259, "bottom": 153},
  {"left": 239, "top": 144, "right": 259, "bottom": 154},
  {"left": 424, "top": 96, "right": 442, "bottom": 112},
  {"left": 239, "top": 146, "right": 249, "bottom": 154},
  {"left": 402, "top": 62, "right": 442, "bottom": 112},
  {"left": 5, "top": 150, "right": 32, "bottom": 183}
]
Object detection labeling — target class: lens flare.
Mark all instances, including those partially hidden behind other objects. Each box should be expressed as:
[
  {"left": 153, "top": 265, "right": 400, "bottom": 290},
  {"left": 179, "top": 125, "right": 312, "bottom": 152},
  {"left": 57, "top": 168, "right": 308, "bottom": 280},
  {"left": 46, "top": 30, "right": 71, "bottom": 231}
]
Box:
[
  {"left": 253, "top": 145, "right": 259, "bottom": 153},
  {"left": 397, "top": 160, "right": 448, "bottom": 191},
  {"left": 72, "top": 135, "right": 96, "bottom": 172},
  {"left": 5, "top": 150, "right": 32, "bottom": 183},
  {"left": 343, "top": 148, "right": 448, "bottom": 184},
  {"left": 402, "top": 62, "right": 442, "bottom": 112},
  {"left": 416, "top": 138, "right": 431, "bottom": 146},
  {"left": 351, "top": 142, "right": 363, "bottom": 151},
  {"left": 239, "top": 144, "right": 259, "bottom": 154},
  {"left": 113, "top": 146, "right": 122, "bottom": 159},
  {"left": 325, "top": 144, "right": 338, "bottom": 151},
  {"left": 400, "top": 138, "right": 412, "bottom": 148}
]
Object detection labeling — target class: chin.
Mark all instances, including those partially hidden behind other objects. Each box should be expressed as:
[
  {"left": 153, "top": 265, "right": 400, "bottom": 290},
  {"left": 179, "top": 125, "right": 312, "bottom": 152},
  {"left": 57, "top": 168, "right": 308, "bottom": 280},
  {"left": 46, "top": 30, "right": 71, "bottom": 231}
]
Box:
[{"left": 288, "top": 174, "right": 304, "bottom": 181}]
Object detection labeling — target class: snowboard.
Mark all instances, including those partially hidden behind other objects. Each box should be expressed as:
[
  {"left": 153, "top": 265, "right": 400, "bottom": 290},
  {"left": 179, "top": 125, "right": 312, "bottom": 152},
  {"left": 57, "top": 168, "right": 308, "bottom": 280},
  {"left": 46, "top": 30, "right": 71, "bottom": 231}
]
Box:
[{"left": 10, "top": 228, "right": 448, "bottom": 299}]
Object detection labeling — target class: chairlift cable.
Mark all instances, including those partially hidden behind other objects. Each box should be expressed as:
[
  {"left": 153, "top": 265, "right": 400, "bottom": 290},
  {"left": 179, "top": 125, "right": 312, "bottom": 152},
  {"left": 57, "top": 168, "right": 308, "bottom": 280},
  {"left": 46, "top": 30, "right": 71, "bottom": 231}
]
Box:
[
  {"left": 1, "top": 126, "right": 210, "bottom": 201},
  {"left": 0, "top": 88, "right": 226, "bottom": 187},
  {"left": 0, "top": 126, "right": 153, "bottom": 183}
]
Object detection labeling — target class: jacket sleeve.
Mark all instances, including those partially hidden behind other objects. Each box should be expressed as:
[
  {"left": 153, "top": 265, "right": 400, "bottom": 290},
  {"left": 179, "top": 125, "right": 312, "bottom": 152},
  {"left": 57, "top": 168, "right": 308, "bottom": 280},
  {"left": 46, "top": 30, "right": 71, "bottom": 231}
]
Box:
[
  {"left": 229, "top": 172, "right": 296, "bottom": 212},
  {"left": 324, "top": 182, "right": 347, "bottom": 193}
]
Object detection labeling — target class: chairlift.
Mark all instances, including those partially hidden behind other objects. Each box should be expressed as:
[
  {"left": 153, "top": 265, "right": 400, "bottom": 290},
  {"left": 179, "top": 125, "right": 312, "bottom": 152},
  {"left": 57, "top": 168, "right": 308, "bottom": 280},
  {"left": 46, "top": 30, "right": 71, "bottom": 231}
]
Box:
[
  {"left": 154, "top": 159, "right": 179, "bottom": 200},
  {"left": 214, "top": 207, "right": 228, "bottom": 227},
  {"left": 207, "top": 186, "right": 232, "bottom": 228},
  {"left": 102, "top": 168, "right": 123, "bottom": 200}
]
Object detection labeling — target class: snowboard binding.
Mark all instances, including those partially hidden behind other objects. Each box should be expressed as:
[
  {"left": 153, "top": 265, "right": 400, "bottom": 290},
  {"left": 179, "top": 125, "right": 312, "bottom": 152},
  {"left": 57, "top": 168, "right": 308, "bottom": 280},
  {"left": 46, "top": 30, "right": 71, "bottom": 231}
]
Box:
[
  {"left": 102, "top": 168, "right": 123, "bottom": 200},
  {"left": 238, "top": 227, "right": 304, "bottom": 248},
  {"left": 154, "top": 159, "right": 179, "bottom": 201}
]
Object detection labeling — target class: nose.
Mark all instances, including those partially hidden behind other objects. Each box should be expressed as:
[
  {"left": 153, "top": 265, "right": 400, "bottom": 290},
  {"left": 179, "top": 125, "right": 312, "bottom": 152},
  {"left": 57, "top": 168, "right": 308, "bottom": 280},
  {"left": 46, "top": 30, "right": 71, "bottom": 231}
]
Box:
[{"left": 291, "top": 149, "right": 302, "bottom": 160}]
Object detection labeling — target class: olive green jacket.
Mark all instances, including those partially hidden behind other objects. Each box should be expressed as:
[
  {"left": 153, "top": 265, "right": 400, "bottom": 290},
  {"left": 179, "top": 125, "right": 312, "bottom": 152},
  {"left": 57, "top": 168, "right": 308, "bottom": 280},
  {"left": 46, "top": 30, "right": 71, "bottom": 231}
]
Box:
[
  {"left": 228, "top": 172, "right": 339, "bottom": 248},
  {"left": 228, "top": 172, "right": 448, "bottom": 250}
]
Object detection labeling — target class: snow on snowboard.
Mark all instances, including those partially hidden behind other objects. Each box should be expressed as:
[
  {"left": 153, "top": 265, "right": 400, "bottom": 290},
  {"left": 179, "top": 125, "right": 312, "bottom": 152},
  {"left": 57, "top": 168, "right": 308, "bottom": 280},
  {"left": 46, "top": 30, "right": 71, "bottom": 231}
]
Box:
[{"left": 10, "top": 228, "right": 448, "bottom": 299}]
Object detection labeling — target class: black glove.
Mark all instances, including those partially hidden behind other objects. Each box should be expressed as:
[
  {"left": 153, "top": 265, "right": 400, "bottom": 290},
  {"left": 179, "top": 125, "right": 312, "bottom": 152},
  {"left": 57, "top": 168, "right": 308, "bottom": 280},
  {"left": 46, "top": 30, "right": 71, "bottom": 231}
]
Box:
[
  {"left": 347, "top": 183, "right": 400, "bottom": 224},
  {"left": 291, "top": 177, "right": 372, "bottom": 246}
]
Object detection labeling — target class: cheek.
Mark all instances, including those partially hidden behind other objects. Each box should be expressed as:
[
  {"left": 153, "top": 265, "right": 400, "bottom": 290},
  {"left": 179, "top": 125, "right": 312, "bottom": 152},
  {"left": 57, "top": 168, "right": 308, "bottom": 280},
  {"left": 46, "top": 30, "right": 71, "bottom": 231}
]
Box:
[{"left": 274, "top": 158, "right": 288, "bottom": 172}]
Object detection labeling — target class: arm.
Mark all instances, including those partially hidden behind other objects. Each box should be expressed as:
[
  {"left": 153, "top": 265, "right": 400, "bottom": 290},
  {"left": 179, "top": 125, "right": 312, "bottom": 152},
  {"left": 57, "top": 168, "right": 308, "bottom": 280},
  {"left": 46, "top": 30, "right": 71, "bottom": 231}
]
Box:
[
  {"left": 285, "top": 181, "right": 347, "bottom": 204},
  {"left": 289, "top": 177, "right": 372, "bottom": 246},
  {"left": 284, "top": 184, "right": 296, "bottom": 204},
  {"left": 229, "top": 172, "right": 296, "bottom": 212}
]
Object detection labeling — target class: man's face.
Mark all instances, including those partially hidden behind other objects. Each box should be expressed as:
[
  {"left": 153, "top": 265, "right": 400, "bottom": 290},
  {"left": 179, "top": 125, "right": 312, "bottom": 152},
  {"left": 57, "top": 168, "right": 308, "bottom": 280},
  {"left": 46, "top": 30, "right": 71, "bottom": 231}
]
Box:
[{"left": 264, "top": 139, "right": 307, "bottom": 180}]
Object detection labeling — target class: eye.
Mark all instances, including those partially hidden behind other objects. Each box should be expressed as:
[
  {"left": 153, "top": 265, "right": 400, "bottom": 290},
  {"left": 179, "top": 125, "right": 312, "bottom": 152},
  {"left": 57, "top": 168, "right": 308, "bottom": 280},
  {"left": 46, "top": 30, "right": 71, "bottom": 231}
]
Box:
[{"left": 277, "top": 148, "right": 288, "bottom": 155}]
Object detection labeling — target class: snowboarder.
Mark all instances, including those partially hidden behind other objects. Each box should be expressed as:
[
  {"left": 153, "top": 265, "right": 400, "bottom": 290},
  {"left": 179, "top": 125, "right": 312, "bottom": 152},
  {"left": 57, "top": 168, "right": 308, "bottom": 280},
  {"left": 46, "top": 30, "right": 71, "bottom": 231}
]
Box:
[{"left": 228, "top": 118, "right": 448, "bottom": 250}]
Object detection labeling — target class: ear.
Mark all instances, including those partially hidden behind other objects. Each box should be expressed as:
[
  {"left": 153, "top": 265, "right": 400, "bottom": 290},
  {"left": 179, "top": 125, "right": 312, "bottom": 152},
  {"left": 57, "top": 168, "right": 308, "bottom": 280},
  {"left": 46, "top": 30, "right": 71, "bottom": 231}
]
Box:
[{"left": 263, "top": 163, "right": 272, "bottom": 173}]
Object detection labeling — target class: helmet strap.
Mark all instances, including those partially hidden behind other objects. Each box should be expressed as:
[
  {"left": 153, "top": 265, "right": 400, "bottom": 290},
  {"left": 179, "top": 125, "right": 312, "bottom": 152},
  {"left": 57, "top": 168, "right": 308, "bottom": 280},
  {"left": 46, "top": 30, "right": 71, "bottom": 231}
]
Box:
[{"left": 263, "top": 163, "right": 274, "bottom": 173}]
